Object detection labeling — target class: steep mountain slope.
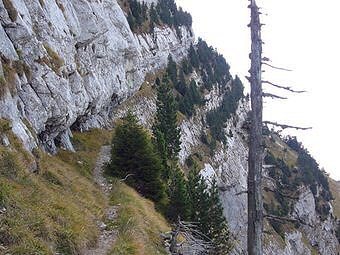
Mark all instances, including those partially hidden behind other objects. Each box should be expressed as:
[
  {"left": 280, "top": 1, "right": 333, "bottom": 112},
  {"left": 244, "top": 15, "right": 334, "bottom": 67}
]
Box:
[
  {"left": 109, "top": 46, "right": 339, "bottom": 254},
  {"left": 0, "top": 0, "right": 339, "bottom": 255},
  {"left": 0, "top": 123, "right": 171, "bottom": 254}
]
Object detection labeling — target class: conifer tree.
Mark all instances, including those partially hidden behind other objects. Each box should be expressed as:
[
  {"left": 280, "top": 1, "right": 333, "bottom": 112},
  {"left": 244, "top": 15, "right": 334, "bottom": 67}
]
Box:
[
  {"left": 167, "top": 168, "right": 191, "bottom": 221},
  {"left": 181, "top": 58, "right": 193, "bottom": 75},
  {"left": 153, "top": 128, "right": 168, "bottom": 179},
  {"left": 153, "top": 74, "right": 181, "bottom": 163},
  {"left": 188, "top": 166, "right": 211, "bottom": 235},
  {"left": 188, "top": 79, "right": 203, "bottom": 105},
  {"left": 189, "top": 44, "right": 199, "bottom": 68},
  {"left": 150, "top": 3, "right": 159, "bottom": 24},
  {"left": 109, "top": 112, "right": 165, "bottom": 202},
  {"left": 166, "top": 54, "right": 178, "bottom": 85},
  {"left": 187, "top": 167, "right": 231, "bottom": 254},
  {"left": 175, "top": 68, "right": 187, "bottom": 96},
  {"left": 208, "top": 179, "right": 231, "bottom": 255}
]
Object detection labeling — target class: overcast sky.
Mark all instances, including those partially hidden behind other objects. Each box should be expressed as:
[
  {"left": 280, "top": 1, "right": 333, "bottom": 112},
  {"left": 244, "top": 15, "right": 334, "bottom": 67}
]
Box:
[{"left": 176, "top": 0, "right": 340, "bottom": 180}]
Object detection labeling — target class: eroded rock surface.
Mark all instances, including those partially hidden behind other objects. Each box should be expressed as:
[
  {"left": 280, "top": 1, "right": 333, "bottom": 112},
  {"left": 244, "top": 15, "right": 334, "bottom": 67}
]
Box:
[{"left": 0, "top": 0, "right": 193, "bottom": 153}]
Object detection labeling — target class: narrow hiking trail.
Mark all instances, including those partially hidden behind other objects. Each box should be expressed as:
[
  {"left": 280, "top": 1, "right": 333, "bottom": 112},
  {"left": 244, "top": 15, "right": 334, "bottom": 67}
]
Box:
[{"left": 83, "top": 145, "right": 118, "bottom": 255}]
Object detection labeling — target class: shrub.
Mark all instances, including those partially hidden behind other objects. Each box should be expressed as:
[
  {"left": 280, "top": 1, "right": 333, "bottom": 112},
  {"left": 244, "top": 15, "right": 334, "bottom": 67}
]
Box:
[
  {"left": 285, "top": 136, "right": 333, "bottom": 203},
  {"left": 42, "top": 44, "right": 64, "bottom": 74},
  {"left": 0, "top": 76, "right": 6, "bottom": 98},
  {"left": 2, "top": 61, "right": 17, "bottom": 96}
]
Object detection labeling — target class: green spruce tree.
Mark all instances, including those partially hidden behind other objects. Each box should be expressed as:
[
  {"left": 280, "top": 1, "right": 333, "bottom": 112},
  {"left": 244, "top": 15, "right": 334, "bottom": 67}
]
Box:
[
  {"left": 167, "top": 168, "right": 191, "bottom": 222},
  {"left": 187, "top": 167, "right": 231, "bottom": 254},
  {"left": 166, "top": 54, "right": 178, "bottom": 85},
  {"left": 187, "top": 166, "right": 210, "bottom": 233},
  {"left": 188, "top": 44, "right": 199, "bottom": 68},
  {"left": 109, "top": 112, "right": 165, "bottom": 202},
  {"left": 175, "top": 68, "right": 187, "bottom": 96},
  {"left": 153, "top": 74, "right": 181, "bottom": 163},
  {"left": 208, "top": 179, "right": 231, "bottom": 255}
]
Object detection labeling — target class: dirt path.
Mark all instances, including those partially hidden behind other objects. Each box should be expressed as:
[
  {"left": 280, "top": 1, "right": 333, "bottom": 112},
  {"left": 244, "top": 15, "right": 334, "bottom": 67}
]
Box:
[{"left": 83, "top": 145, "right": 118, "bottom": 255}]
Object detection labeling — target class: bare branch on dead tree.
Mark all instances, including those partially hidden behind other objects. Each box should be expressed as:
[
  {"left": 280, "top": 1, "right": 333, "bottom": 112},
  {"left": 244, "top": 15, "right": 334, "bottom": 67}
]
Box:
[
  {"left": 263, "top": 121, "right": 312, "bottom": 130},
  {"left": 262, "top": 93, "right": 287, "bottom": 100},
  {"left": 262, "top": 80, "right": 306, "bottom": 93},
  {"left": 264, "top": 214, "right": 314, "bottom": 227},
  {"left": 235, "top": 190, "right": 248, "bottom": 196},
  {"left": 262, "top": 62, "right": 293, "bottom": 72},
  {"left": 263, "top": 187, "right": 299, "bottom": 200}
]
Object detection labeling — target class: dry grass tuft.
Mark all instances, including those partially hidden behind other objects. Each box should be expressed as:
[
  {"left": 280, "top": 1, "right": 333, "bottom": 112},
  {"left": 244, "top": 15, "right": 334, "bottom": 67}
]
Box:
[
  {"left": 3, "top": 0, "right": 18, "bottom": 22},
  {"left": 1, "top": 60, "right": 17, "bottom": 97},
  {"left": 37, "top": 44, "right": 65, "bottom": 75},
  {"left": 56, "top": 0, "right": 65, "bottom": 13},
  {"left": 0, "top": 76, "right": 6, "bottom": 98},
  {"left": 38, "top": 0, "right": 45, "bottom": 7},
  {"left": 12, "top": 60, "right": 32, "bottom": 82}
]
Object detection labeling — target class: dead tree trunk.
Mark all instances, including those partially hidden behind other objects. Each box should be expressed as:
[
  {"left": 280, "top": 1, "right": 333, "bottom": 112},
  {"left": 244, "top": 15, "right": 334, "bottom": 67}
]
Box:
[{"left": 247, "top": 0, "right": 263, "bottom": 254}]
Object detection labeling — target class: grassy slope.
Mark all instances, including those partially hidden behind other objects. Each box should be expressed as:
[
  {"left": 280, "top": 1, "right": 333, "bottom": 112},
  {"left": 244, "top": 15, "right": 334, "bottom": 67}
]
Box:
[
  {"left": 0, "top": 124, "right": 111, "bottom": 254},
  {"left": 0, "top": 119, "right": 170, "bottom": 254},
  {"left": 109, "top": 180, "right": 170, "bottom": 255}
]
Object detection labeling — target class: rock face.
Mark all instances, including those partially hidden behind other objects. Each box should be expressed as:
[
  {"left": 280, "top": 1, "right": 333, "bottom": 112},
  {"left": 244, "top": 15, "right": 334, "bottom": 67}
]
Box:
[
  {"left": 0, "top": 0, "right": 193, "bottom": 153},
  {"left": 177, "top": 85, "right": 339, "bottom": 254}
]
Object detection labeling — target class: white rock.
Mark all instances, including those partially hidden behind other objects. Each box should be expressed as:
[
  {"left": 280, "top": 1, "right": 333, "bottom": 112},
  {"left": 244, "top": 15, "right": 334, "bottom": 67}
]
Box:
[{"left": 0, "top": 0, "right": 193, "bottom": 153}]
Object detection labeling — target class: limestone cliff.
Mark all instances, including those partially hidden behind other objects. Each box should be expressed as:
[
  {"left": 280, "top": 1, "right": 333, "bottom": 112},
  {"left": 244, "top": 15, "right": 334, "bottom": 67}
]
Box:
[{"left": 0, "top": 0, "right": 193, "bottom": 153}]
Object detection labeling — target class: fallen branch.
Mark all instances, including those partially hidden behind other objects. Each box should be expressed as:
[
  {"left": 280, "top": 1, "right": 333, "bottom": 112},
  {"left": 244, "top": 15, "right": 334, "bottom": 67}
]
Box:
[
  {"left": 262, "top": 80, "right": 306, "bottom": 93},
  {"left": 263, "top": 121, "right": 312, "bottom": 130},
  {"left": 162, "top": 220, "right": 213, "bottom": 254}
]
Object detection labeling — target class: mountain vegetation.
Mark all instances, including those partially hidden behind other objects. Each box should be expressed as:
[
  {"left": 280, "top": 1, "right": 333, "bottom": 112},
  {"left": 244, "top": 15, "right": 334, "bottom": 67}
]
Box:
[
  {"left": 264, "top": 133, "right": 334, "bottom": 238},
  {"left": 164, "top": 38, "right": 244, "bottom": 146},
  {"left": 107, "top": 68, "right": 233, "bottom": 253},
  {"left": 123, "top": 0, "right": 192, "bottom": 34}
]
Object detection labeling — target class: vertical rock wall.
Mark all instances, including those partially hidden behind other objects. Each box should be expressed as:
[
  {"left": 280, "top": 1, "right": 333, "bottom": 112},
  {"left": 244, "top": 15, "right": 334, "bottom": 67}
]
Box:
[{"left": 0, "top": 0, "right": 193, "bottom": 152}]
